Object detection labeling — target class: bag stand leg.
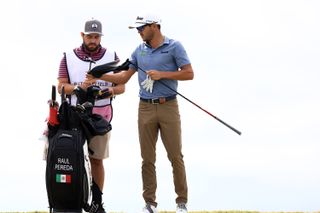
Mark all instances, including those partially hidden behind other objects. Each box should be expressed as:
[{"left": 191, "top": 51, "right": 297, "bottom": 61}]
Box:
[{"left": 85, "top": 180, "right": 103, "bottom": 213}]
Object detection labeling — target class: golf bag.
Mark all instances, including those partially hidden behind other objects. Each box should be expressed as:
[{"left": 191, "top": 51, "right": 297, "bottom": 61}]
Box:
[
  {"left": 45, "top": 85, "right": 110, "bottom": 213},
  {"left": 46, "top": 129, "right": 91, "bottom": 212}
]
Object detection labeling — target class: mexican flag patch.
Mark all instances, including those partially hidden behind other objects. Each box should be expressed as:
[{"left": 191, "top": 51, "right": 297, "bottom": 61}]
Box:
[{"left": 56, "top": 174, "right": 71, "bottom": 183}]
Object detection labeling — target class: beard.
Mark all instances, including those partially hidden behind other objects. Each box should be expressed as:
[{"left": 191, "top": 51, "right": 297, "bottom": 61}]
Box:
[{"left": 83, "top": 42, "right": 100, "bottom": 52}]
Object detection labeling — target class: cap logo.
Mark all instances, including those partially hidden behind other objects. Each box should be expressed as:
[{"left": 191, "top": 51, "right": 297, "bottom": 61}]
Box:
[
  {"left": 136, "top": 16, "right": 144, "bottom": 21},
  {"left": 91, "top": 23, "right": 98, "bottom": 29}
]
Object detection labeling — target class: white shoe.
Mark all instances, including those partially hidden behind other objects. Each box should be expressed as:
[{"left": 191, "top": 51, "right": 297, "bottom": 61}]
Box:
[
  {"left": 141, "top": 203, "right": 158, "bottom": 213},
  {"left": 176, "top": 203, "right": 188, "bottom": 213}
]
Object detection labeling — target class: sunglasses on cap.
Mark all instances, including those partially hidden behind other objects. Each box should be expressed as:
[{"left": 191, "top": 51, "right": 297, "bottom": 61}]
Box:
[{"left": 136, "top": 24, "right": 151, "bottom": 32}]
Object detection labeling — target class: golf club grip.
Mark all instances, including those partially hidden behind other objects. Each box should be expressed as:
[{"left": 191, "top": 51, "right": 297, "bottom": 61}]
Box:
[
  {"left": 61, "top": 85, "right": 65, "bottom": 102},
  {"left": 212, "top": 115, "right": 242, "bottom": 135},
  {"left": 51, "top": 85, "right": 56, "bottom": 101}
]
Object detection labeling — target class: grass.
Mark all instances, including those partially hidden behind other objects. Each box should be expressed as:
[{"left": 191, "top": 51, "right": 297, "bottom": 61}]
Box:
[
  {"left": 159, "top": 212, "right": 320, "bottom": 213},
  {"left": 1, "top": 211, "right": 320, "bottom": 213}
]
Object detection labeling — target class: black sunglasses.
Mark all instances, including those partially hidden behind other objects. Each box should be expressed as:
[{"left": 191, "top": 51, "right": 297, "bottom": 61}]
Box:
[{"left": 137, "top": 24, "right": 151, "bottom": 32}]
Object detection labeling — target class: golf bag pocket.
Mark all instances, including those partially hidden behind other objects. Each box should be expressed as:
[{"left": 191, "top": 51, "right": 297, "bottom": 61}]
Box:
[
  {"left": 46, "top": 129, "right": 92, "bottom": 211},
  {"left": 79, "top": 113, "right": 112, "bottom": 140}
]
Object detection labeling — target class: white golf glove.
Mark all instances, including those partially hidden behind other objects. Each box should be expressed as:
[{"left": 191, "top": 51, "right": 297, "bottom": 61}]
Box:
[{"left": 141, "top": 75, "right": 154, "bottom": 93}]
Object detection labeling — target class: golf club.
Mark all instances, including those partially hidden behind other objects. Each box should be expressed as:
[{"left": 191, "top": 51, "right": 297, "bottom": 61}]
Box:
[{"left": 129, "top": 61, "right": 242, "bottom": 135}]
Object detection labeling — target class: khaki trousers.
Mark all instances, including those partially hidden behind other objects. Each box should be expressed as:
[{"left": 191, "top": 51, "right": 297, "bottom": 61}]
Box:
[{"left": 138, "top": 99, "right": 188, "bottom": 206}]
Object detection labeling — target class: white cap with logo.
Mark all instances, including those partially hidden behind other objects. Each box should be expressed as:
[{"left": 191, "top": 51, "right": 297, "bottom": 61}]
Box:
[{"left": 128, "top": 14, "right": 162, "bottom": 29}]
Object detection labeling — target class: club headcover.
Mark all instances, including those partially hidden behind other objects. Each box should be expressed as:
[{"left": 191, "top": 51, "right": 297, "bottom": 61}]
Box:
[
  {"left": 73, "top": 85, "right": 87, "bottom": 105},
  {"left": 86, "top": 85, "right": 101, "bottom": 104},
  {"left": 97, "top": 88, "right": 112, "bottom": 100},
  {"left": 88, "top": 59, "right": 131, "bottom": 78}
]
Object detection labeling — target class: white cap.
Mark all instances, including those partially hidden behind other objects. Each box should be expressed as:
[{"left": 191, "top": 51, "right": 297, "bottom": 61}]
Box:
[{"left": 128, "top": 14, "right": 162, "bottom": 29}]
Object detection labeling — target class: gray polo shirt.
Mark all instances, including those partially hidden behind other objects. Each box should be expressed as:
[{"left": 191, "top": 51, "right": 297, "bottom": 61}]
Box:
[{"left": 130, "top": 36, "right": 191, "bottom": 99}]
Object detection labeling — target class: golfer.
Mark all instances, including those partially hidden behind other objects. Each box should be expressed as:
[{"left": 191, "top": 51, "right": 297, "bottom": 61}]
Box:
[{"left": 86, "top": 14, "right": 194, "bottom": 213}]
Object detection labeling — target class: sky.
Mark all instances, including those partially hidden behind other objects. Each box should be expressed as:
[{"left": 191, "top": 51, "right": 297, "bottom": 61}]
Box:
[{"left": 0, "top": 0, "right": 320, "bottom": 212}]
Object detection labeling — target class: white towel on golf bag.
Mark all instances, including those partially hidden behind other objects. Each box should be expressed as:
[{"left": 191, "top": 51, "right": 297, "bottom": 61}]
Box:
[{"left": 39, "top": 123, "right": 49, "bottom": 160}]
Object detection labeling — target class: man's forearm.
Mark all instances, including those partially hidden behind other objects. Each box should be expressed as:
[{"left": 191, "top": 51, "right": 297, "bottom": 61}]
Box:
[
  {"left": 58, "top": 82, "right": 75, "bottom": 95},
  {"left": 100, "top": 70, "right": 133, "bottom": 84},
  {"left": 100, "top": 73, "right": 121, "bottom": 84}
]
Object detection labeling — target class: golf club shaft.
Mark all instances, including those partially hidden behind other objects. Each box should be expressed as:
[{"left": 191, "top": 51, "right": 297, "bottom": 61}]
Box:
[
  {"left": 131, "top": 63, "right": 242, "bottom": 135},
  {"left": 174, "top": 90, "right": 241, "bottom": 135}
]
